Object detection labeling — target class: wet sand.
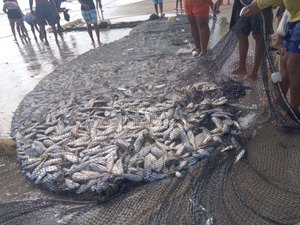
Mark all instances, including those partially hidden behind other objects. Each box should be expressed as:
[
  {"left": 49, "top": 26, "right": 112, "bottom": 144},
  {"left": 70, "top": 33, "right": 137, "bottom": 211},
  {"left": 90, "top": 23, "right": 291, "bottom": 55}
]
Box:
[
  {"left": 0, "top": 0, "right": 176, "bottom": 138},
  {"left": 0, "top": 0, "right": 233, "bottom": 139}
]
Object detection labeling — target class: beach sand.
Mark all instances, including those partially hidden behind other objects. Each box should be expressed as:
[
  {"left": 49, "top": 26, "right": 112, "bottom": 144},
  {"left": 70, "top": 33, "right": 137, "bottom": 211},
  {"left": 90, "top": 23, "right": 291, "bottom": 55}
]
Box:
[{"left": 0, "top": 0, "right": 233, "bottom": 138}]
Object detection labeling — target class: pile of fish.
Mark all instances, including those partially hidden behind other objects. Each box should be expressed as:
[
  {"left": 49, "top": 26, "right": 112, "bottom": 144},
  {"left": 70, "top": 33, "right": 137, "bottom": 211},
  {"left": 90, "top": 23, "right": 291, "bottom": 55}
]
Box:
[{"left": 14, "top": 81, "right": 245, "bottom": 196}]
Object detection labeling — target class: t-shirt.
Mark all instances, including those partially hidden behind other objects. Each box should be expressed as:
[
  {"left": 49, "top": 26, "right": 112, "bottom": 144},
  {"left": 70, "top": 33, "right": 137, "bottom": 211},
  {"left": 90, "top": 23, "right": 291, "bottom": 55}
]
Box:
[
  {"left": 3, "top": 1, "right": 19, "bottom": 10},
  {"left": 257, "top": 0, "right": 300, "bottom": 22},
  {"left": 80, "top": 0, "right": 95, "bottom": 11}
]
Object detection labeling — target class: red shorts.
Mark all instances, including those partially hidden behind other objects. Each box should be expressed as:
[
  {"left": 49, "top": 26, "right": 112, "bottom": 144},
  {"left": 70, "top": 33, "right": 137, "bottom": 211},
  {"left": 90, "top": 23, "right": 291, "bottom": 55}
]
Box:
[{"left": 184, "top": 0, "right": 211, "bottom": 17}]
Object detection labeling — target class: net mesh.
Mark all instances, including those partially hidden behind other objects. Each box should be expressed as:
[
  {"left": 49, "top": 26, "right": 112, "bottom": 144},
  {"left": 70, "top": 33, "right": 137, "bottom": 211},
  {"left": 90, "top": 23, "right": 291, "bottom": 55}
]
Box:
[{"left": 1, "top": 7, "right": 300, "bottom": 225}]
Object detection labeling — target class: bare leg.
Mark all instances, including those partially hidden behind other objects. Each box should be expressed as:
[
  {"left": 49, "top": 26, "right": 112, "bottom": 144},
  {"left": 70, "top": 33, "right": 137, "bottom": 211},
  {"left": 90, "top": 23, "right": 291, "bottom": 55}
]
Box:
[
  {"left": 51, "top": 25, "right": 58, "bottom": 42},
  {"left": 287, "top": 52, "right": 300, "bottom": 113},
  {"left": 279, "top": 48, "right": 289, "bottom": 96},
  {"left": 18, "top": 21, "right": 29, "bottom": 39},
  {"left": 16, "top": 23, "right": 22, "bottom": 38},
  {"left": 244, "top": 34, "right": 263, "bottom": 80},
  {"left": 159, "top": 3, "right": 164, "bottom": 17},
  {"left": 187, "top": 16, "right": 201, "bottom": 51},
  {"left": 154, "top": 4, "right": 158, "bottom": 15},
  {"left": 39, "top": 24, "right": 49, "bottom": 44},
  {"left": 196, "top": 16, "right": 210, "bottom": 56},
  {"left": 9, "top": 20, "right": 17, "bottom": 41},
  {"left": 94, "top": 23, "right": 101, "bottom": 44},
  {"left": 87, "top": 24, "right": 94, "bottom": 43},
  {"left": 232, "top": 35, "right": 248, "bottom": 75},
  {"left": 30, "top": 24, "right": 38, "bottom": 40}
]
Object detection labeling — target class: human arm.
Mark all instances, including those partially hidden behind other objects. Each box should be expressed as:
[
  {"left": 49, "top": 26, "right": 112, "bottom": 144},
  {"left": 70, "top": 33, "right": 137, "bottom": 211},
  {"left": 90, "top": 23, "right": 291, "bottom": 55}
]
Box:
[
  {"left": 243, "top": 0, "right": 283, "bottom": 17},
  {"left": 2, "top": 4, "right": 7, "bottom": 14}
]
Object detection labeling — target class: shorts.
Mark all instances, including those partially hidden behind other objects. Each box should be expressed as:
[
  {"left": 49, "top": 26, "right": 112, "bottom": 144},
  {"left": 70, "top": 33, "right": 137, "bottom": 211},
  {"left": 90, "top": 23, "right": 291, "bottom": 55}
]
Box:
[
  {"left": 184, "top": 0, "right": 211, "bottom": 17},
  {"left": 81, "top": 9, "right": 97, "bottom": 25},
  {"left": 7, "top": 9, "right": 22, "bottom": 20},
  {"left": 229, "top": 0, "right": 244, "bottom": 29},
  {"left": 284, "top": 21, "right": 300, "bottom": 53},
  {"left": 239, "top": 7, "right": 273, "bottom": 36},
  {"left": 153, "top": 0, "right": 162, "bottom": 3},
  {"left": 36, "top": 3, "right": 57, "bottom": 26}
]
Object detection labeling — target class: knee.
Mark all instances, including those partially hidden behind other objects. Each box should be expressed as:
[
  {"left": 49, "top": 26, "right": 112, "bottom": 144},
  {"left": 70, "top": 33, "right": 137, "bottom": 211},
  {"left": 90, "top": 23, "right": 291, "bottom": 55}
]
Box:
[
  {"left": 197, "top": 19, "right": 209, "bottom": 28},
  {"left": 287, "top": 55, "right": 300, "bottom": 75}
]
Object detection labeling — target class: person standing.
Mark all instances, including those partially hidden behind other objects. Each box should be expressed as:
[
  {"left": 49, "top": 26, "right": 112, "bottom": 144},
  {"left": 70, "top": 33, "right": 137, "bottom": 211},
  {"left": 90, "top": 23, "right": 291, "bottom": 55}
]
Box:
[
  {"left": 176, "top": 0, "right": 183, "bottom": 14},
  {"left": 184, "top": 0, "right": 211, "bottom": 56},
  {"left": 49, "top": 0, "right": 64, "bottom": 31},
  {"left": 24, "top": 12, "right": 41, "bottom": 40},
  {"left": 153, "top": 0, "right": 164, "bottom": 17},
  {"left": 230, "top": 0, "right": 272, "bottom": 80},
  {"left": 78, "top": 0, "right": 101, "bottom": 44},
  {"left": 29, "top": 0, "right": 59, "bottom": 44},
  {"left": 244, "top": 0, "right": 300, "bottom": 119},
  {"left": 3, "top": 0, "right": 29, "bottom": 41}
]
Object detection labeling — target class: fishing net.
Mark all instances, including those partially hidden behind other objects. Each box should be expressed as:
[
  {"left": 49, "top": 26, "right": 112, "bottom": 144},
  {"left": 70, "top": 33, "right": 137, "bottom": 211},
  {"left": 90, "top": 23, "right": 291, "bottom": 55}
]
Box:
[{"left": 1, "top": 4, "right": 300, "bottom": 225}]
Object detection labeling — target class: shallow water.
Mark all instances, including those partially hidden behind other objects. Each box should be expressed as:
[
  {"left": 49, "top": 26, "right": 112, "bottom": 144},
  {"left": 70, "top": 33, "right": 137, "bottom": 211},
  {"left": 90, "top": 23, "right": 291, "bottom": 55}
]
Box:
[{"left": 0, "top": 28, "right": 132, "bottom": 137}]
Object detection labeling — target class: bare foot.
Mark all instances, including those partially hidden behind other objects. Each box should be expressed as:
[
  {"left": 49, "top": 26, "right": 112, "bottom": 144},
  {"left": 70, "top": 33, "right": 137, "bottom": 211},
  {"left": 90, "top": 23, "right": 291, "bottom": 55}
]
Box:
[
  {"left": 199, "top": 51, "right": 207, "bottom": 57},
  {"left": 232, "top": 66, "right": 247, "bottom": 75}
]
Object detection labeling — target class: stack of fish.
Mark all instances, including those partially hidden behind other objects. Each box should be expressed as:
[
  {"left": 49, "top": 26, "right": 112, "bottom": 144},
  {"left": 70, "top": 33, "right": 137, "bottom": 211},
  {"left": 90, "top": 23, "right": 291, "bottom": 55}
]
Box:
[{"left": 14, "top": 81, "right": 244, "bottom": 196}]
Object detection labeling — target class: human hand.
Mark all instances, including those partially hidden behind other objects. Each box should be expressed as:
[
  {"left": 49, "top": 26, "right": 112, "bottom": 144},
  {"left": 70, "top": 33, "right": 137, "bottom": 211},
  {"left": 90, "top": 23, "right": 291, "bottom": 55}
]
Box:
[{"left": 243, "top": 2, "right": 261, "bottom": 16}]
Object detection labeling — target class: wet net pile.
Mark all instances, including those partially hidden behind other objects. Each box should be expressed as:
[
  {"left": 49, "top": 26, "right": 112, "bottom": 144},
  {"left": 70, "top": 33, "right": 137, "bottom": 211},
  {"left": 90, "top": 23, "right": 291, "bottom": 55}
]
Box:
[{"left": 1, "top": 8, "right": 300, "bottom": 225}]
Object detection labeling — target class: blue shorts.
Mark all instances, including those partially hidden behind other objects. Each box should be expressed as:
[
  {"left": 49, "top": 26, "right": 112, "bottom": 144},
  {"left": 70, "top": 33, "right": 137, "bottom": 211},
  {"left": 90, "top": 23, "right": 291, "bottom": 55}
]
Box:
[
  {"left": 36, "top": 3, "right": 57, "bottom": 26},
  {"left": 7, "top": 9, "right": 22, "bottom": 20},
  {"left": 284, "top": 21, "right": 300, "bottom": 53},
  {"left": 153, "top": 0, "right": 162, "bottom": 4},
  {"left": 81, "top": 9, "right": 97, "bottom": 25}
]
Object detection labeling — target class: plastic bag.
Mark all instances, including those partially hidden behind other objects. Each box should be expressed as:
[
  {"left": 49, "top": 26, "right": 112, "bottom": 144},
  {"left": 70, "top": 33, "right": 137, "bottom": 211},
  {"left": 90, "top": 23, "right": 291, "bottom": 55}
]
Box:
[{"left": 63, "top": 10, "right": 70, "bottom": 22}]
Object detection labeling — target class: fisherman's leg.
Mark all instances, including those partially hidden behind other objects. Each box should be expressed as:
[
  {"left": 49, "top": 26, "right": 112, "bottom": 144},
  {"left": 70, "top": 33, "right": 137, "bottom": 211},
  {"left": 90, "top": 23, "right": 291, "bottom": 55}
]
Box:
[
  {"left": 232, "top": 35, "right": 248, "bottom": 75},
  {"left": 154, "top": 3, "right": 159, "bottom": 15},
  {"left": 39, "top": 24, "right": 48, "bottom": 44},
  {"left": 94, "top": 23, "right": 100, "bottom": 44},
  {"left": 244, "top": 33, "right": 263, "bottom": 80},
  {"left": 279, "top": 48, "right": 289, "bottom": 96},
  {"left": 196, "top": 16, "right": 210, "bottom": 56},
  {"left": 187, "top": 16, "right": 201, "bottom": 51},
  {"left": 287, "top": 52, "right": 300, "bottom": 114},
  {"left": 159, "top": 3, "right": 164, "bottom": 17},
  {"left": 87, "top": 24, "right": 94, "bottom": 43},
  {"left": 9, "top": 20, "right": 17, "bottom": 41}
]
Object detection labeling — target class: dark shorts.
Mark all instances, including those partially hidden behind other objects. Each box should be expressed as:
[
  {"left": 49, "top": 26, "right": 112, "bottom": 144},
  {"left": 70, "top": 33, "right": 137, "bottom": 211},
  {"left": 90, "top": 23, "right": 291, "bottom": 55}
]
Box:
[
  {"left": 7, "top": 9, "right": 22, "bottom": 20},
  {"left": 240, "top": 7, "right": 273, "bottom": 36},
  {"left": 36, "top": 3, "right": 57, "bottom": 26},
  {"left": 284, "top": 21, "right": 300, "bottom": 53}
]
